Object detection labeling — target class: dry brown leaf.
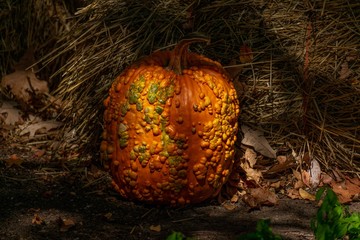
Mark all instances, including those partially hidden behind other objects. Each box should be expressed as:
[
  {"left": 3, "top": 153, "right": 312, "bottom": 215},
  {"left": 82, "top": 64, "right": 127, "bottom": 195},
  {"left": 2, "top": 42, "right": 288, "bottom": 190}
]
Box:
[
  {"left": 4, "top": 154, "right": 23, "bottom": 167},
  {"left": 287, "top": 188, "right": 301, "bottom": 199},
  {"left": 339, "top": 62, "right": 352, "bottom": 80},
  {"left": 149, "top": 225, "right": 161, "bottom": 232},
  {"left": 301, "top": 170, "right": 311, "bottom": 187},
  {"left": 331, "top": 168, "right": 345, "bottom": 182},
  {"left": 59, "top": 218, "right": 76, "bottom": 232},
  {"left": 241, "top": 125, "right": 276, "bottom": 158},
  {"left": 239, "top": 44, "right": 254, "bottom": 64},
  {"left": 0, "top": 101, "right": 24, "bottom": 125},
  {"left": 347, "top": 176, "right": 360, "bottom": 186},
  {"left": 1, "top": 70, "right": 49, "bottom": 105},
  {"left": 294, "top": 179, "right": 305, "bottom": 189},
  {"left": 330, "top": 178, "right": 360, "bottom": 203},
  {"left": 19, "top": 120, "right": 63, "bottom": 138},
  {"left": 240, "top": 148, "right": 262, "bottom": 184},
  {"left": 276, "top": 155, "right": 287, "bottom": 164},
  {"left": 299, "top": 188, "right": 315, "bottom": 201},
  {"left": 308, "top": 159, "right": 321, "bottom": 188},
  {"left": 270, "top": 181, "right": 282, "bottom": 189},
  {"left": 266, "top": 157, "right": 296, "bottom": 174},
  {"left": 222, "top": 202, "right": 238, "bottom": 211},
  {"left": 32, "top": 214, "right": 44, "bottom": 225},
  {"left": 293, "top": 170, "right": 302, "bottom": 181},
  {"left": 240, "top": 159, "right": 262, "bottom": 184},
  {"left": 230, "top": 192, "right": 240, "bottom": 203},
  {"left": 1, "top": 49, "right": 49, "bottom": 108},
  {"left": 243, "top": 187, "right": 278, "bottom": 208},
  {"left": 242, "top": 194, "right": 257, "bottom": 208},
  {"left": 321, "top": 173, "right": 334, "bottom": 184},
  {"left": 244, "top": 148, "right": 257, "bottom": 168},
  {"left": 33, "top": 149, "right": 46, "bottom": 158},
  {"left": 103, "top": 212, "right": 113, "bottom": 221},
  {"left": 246, "top": 168, "right": 262, "bottom": 184}
]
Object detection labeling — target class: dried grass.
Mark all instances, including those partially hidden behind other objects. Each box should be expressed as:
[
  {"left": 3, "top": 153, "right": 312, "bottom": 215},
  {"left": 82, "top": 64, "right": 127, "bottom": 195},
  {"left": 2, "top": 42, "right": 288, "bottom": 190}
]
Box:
[
  {"left": 0, "top": 0, "right": 80, "bottom": 79},
  {"left": 3, "top": 0, "right": 360, "bottom": 172}
]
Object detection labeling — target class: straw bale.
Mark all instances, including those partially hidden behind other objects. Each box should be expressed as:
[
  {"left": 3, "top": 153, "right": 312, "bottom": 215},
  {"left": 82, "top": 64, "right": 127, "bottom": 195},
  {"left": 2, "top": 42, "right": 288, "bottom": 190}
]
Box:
[
  {"left": 0, "top": 0, "right": 82, "bottom": 80},
  {"left": 28, "top": 0, "right": 360, "bottom": 172},
  {"left": 241, "top": 0, "right": 360, "bottom": 172}
]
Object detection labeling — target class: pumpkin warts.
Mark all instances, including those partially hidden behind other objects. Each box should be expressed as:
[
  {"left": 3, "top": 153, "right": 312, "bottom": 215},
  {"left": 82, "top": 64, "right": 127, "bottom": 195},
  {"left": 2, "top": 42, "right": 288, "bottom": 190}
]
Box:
[{"left": 101, "top": 38, "right": 240, "bottom": 205}]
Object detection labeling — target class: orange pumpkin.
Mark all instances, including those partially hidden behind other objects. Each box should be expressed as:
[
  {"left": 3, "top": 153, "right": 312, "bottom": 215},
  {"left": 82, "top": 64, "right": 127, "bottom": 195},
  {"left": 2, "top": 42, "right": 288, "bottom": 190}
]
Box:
[{"left": 101, "top": 38, "right": 240, "bottom": 205}]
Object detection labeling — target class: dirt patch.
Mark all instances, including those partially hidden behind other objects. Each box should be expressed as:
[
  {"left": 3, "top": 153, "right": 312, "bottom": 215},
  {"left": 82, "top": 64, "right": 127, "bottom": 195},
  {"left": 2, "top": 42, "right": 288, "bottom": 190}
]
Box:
[{"left": 0, "top": 145, "right": 359, "bottom": 240}]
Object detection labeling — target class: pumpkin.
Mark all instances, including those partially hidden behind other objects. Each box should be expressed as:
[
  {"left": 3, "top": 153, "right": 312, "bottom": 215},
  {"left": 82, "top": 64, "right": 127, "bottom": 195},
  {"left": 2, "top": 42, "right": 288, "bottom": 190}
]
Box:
[{"left": 101, "top": 37, "right": 240, "bottom": 205}]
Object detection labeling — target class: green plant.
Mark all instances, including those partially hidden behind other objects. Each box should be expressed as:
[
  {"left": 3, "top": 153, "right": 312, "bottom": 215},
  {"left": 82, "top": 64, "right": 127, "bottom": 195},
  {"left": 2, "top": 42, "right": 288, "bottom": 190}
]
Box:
[
  {"left": 237, "top": 219, "right": 282, "bottom": 240},
  {"left": 166, "top": 231, "right": 185, "bottom": 240},
  {"left": 311, "top": 187, "right": 360, "bottom": 240}
]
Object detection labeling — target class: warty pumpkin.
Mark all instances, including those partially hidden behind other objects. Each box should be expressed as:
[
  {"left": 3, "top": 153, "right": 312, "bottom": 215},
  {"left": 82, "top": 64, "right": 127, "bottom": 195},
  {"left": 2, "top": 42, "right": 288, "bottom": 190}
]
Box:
[{"left": 101, "top": 37, "right": 240, "bottom": 205}]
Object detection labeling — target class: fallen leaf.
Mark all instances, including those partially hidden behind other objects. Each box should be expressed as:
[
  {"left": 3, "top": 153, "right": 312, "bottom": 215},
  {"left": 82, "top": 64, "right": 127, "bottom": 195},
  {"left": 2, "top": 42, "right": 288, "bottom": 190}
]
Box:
[
  {"left": 32, "top": 214, "right": 44, "bottom": 225},
  {"left": 331, "top": 168, "right": 345, "bottom": 182},
  {"left": 243, "top": 187, "right": 278, "bottom": 208},
  {"left": 19, "top": 120, "right": 63, "bottom": 138},
  {"left": 293, "top": 170, "right": 302, "bottom": 181},
  {"left": 59, "top": 218, "right": 76, "bottom": 232},
  {"left": 276, "top": 155, "right": 287, "bottom": 164},
  {"left": 222, "top": 202, "right": 238, "bottom": 211},
  {"left": 266, "top": 156, "right": 296, "bottom": 174},
  {"left": 230, "top": 192, "right": 240, "bottom": 203},
  {"left": 294, "top": 179, "right": 305, "bottom": 189},
  {"left": 4, "top": 154, "right": 23, "bottom": 167},
  {"left": 299, "top": 188, "right": 315, "bottom": 201},
  {"left": 240, "top": 150, "right": 263, "bottom": 185},
  {"left": 330, "top": 178, "right": 360, "bottom": 203},
  {"left": 270, "top": 181, "right": 282, "bottom": 189},
  {"left": 301, "top": 170, "right": 311, "bottom": 187},
  {"left": 244, "top": 148, "right": 257, "bottom": 168},
  {"left": 103, "top": 212, "right": 113, "bottom": 221},
  {"left": 0, "top": 101, "right": 24, "bottom": 125},
  {"left": 242, "top": 194, "right": 258, "bottom": 208},
  {"left": 1, "top": 70, "right": 49, "bottom": 105},
  {"left": 308, "top": 159, "right": 321, "bottom": 188},
  {"left": 1, "top": 49, "right": 49, "bottom": 108},
  {"left": 339, "top": 62, "right": 352, "bottom": 80},
  {"left": 287, "top": 188, "right": 301, "bottom": 199},
  {"left": 241, "top": 125, "right": 276, "bottom": 158},
  {"left": 239, "top": 44, "right": 254, "bottom": 64},
  {"left": 321, "top": 173, "right": 333, "bottom": 184},
  {"left": 33, "top": 149, "right": 46, "bottom": 158},
  {"left": 149, "top": 225, "right": 161, "bottom": 232}
]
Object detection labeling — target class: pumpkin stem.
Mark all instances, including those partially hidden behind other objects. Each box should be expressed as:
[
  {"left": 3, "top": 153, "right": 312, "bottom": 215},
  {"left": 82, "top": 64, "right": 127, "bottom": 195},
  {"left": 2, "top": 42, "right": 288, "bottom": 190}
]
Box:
[{"left": 169, "top": 37, "right": 210, "bottom": 74}]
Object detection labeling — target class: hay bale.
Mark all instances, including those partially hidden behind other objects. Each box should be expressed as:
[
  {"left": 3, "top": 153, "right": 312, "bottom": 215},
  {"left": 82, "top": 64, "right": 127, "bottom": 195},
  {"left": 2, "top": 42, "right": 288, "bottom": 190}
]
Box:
[
  {"left": 39, "top": 0, "right": 359, "bottom": 172},
  {"left": 240, "top": 0, "right": 360, "bottom": 172},
  {"left": 0, "top": 0, "right": 82, "bottom": 80}
]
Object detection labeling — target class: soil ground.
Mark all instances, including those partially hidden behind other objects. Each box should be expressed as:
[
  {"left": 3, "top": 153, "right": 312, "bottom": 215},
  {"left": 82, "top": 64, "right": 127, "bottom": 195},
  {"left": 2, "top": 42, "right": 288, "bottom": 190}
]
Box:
[{"left": 1, "top": 144, "right": 359, "bottom": 240}]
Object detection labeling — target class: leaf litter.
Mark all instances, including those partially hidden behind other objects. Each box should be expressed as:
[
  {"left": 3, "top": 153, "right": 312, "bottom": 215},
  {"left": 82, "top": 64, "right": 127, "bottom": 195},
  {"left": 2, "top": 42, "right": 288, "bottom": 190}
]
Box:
[
  {"left": 241, "top": 125, "right": 276, "bottom": 159},
  {"left": 0, "top": 101, "right": 24, "bottom": 125},
  {"left": 19, "top": 119, "right": 63, "bottom": 138}
]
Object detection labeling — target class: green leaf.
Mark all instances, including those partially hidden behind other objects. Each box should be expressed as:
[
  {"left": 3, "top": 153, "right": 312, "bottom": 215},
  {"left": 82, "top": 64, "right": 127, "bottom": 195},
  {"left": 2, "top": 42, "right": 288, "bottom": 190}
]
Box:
[
  {"left": 237, "top": 219, "right": 282, "bottom": 240},
  {"left": 312, "top": 187, "right": 360, "bottom": 240},
  {"left": 315, "top": 187, "right": 326, "bottom": 201},
  {"left": 166, "top": 231, "right": 185, "bottom": 240}
]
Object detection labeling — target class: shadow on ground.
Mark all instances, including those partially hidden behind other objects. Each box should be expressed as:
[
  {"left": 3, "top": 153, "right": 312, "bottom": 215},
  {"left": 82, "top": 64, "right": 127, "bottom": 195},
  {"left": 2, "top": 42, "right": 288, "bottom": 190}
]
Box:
[
  {"left": 1, "top": 143, "right": 359, "bottom": 240},
  {"left": 0, "top": 163, "right": 321, "bottom": 240}
]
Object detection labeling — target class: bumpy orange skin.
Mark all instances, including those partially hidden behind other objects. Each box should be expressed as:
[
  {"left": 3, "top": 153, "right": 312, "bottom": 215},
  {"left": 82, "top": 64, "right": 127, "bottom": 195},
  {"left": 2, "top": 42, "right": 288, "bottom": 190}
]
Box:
[{"left": 101, "top": 49, "right": 240, "bottom": 205}]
